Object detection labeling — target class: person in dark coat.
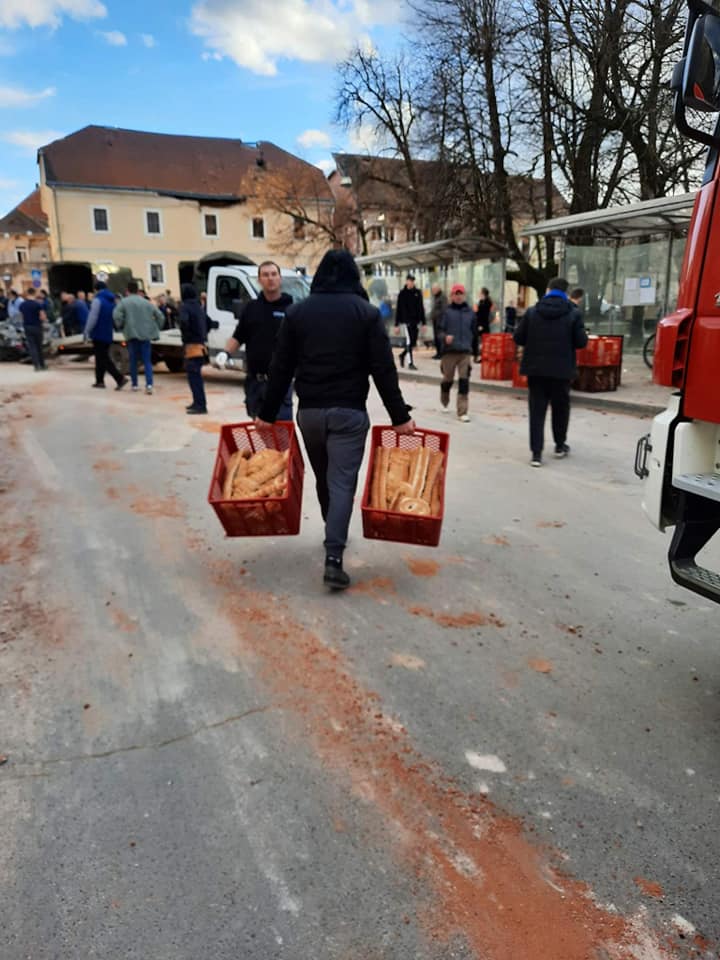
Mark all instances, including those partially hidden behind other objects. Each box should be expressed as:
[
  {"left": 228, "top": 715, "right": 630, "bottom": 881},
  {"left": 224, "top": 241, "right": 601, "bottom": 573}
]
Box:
[
  {"left": 256, "top": 249, "right": 414, "bottom": 591},
  {"left": 395, "top": 274, "right": 425, "bottom": 370},
  {"left": 18, "top": 287, "right": 47, "bottom": 371},
  {"left": 84, "top": 281, "right": 127, "bottom": 389},
  {"left": 437, "top": 283, "right": 478, "bottom": 421},
  {"left": 514, "top": 277, "right": 588, "bottom": 466},
  {"left": 178, "top": 283, "right": 209, "bottom": 414},
  {"left": 476, "top": 288, "right": 494, "bottom": 338},
  {"left": 429, "top": 283, "right": 447, "bottom": 359}
]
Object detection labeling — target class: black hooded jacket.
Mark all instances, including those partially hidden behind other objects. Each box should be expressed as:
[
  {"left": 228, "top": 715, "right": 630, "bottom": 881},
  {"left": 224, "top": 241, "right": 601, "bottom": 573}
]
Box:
[
  {"left": 259, "top": 251, "right": 410, "bottom": 425},
  {"left": 514, "top": 293, "right": 588, "bottom": 379},
  {"left": 178, "top": 283, "right": 208, "bottom": 345}
]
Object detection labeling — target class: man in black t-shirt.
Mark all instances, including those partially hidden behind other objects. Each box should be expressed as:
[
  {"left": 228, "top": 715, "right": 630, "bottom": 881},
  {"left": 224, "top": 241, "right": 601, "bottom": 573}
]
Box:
[
  {"left": 18, "top": 287, "right": 47, "bottom": 371},
  {"left": 216, "top": 261, "right": 293, "bottom": 419}
]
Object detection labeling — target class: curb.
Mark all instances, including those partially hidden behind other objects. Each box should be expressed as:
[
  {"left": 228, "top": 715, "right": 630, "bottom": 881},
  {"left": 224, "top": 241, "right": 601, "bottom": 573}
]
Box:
[{"left": 397, "top": 371, "right": 666, "bottom": 419}]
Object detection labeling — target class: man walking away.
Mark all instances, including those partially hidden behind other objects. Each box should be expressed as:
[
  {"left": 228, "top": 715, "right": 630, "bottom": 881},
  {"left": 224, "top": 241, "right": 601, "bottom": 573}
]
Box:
[
  {"left": 178, "top": 283, "right": 209, "bottom": 415},
  {"left": 438, "top": 283, "right": 477, "bottom": 422},
  {"left": 216, "top": 261, "right": 294, "bottom": 419},
  {"left": 396, "top": 274, "right": 425, "bottom": 370},
  {"left": 113, "top": 281, "right": 163, "bottom": 393},
  {"left": 256, "top": 249, "right": 415, "bottom": 591},
  {"left": 429, "top": 282, "right": 447, "bottom": 359},
  {"left": 18, "top": 288, "right": 47, "bottom": 371},
  {"left": 85, "top": 280, "right": 127, "bottom": 390},
  {"left": 476, "top": 288, "right": 494, "bottom": 337},
  {"left": 60, "top": 291, "right": 88, "bottom": 336},
  {"left": 514, "top": 277, "right": 588, "bottom": 467}
]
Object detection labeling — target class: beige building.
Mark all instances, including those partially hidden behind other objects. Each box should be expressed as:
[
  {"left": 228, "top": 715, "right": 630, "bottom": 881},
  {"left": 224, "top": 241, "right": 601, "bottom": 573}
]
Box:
[
  {"left": 0, "top": 190, "right": 50, "bottom": 293},
  {"left": 34, "top": 125, "right": 333, "bottom": 296}
]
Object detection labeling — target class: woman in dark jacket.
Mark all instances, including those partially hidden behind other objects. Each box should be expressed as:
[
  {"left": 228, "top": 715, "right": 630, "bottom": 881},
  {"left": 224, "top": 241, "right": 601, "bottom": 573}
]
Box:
[{"left": 178, "top": 283, "right": 208, "bottom": 415}]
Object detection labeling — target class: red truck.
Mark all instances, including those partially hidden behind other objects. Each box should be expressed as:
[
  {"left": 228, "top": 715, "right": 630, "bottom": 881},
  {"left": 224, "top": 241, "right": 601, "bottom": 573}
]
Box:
[{"left": 636, "top": 0, "right": 720, "bottom": 601}]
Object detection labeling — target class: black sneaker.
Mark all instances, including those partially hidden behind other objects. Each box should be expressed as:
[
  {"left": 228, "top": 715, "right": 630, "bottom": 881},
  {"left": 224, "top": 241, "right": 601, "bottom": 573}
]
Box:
[
  {"left": 186, "top": 406, "right": 208, "bottom": 415},
  {"left": 115, "top": 376, "right": 128, "bottom": 391},
  {"left": 408, "top": 363, "right": 419, "bottom": 370},
  {"left": 554, "top": 444, "right": 570, "bottom": 459},
  {"left": 324, "top": 556, "right": 350, "bottom": 590},
  {"left": 92, "top": 382, "right": 106, "bottom": 389}
]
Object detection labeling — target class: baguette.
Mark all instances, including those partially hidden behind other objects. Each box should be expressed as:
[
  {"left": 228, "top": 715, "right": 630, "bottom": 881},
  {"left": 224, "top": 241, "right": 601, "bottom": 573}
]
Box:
[
  {"left": 421, "top": 450, "right": 444, "bottom": 503},
  {"left": 223, "top": 451, "right": 244, "bottom": 500},
  {"left": 378, "top": 447, "right": 389, "bottom": 510},
  {"left": 370, "top": 447, "right": 383, "bottom": 508}
]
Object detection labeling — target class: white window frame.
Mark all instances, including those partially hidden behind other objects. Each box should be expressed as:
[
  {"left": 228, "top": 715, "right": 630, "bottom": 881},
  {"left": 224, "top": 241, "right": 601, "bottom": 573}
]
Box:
[
  {"left": 144, "top": 208, "right": 163, "bottom": 237},
  {"left": 147, "top": 261, "right": 166, "bottom": 286},
  {"left": 251, "top": 217, "right": 265, "bottom": 239},
  {"left": 203, "top": 212, "right": 219, "bottom": 238},
  {"left": 91, "top": 205, "right": 110, "bottom": 233}
]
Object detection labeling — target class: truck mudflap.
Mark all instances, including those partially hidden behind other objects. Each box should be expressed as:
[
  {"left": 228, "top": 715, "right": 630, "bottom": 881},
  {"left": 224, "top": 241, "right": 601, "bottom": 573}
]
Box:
[
  {"left": 637, "top": 393, "right": 682, "bottom": 531},
  {"left": 667, "top": 419, "right": 720, "bottom": 601}
]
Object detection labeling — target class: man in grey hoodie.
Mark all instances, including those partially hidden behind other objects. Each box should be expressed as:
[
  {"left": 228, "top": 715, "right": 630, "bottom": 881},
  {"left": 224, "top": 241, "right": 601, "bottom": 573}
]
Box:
[
  {"left": 113, "top": 281, "right": 163, "bottom": 393},
  {"left": 437, "top": 283, "right": 478, "bottom": 422}
]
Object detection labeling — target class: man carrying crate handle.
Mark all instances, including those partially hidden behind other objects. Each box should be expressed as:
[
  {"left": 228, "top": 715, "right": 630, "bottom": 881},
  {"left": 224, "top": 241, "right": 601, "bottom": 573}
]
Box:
[{"left": 255, "top": 249, "right": 415, "bottom": 591}]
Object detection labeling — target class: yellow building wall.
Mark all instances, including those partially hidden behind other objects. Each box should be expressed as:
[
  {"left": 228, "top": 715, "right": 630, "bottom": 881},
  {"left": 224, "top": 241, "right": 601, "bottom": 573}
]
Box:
[{"left": 48, "top": 188, "right": 326, "bottom": 296}]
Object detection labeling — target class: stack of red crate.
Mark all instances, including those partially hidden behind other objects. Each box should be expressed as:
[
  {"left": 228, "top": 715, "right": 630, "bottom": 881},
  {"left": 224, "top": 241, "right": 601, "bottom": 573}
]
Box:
[
  {"left": 573, "top": 336, "right": 622, "bottom": 392},
  {"left": 511, "top": 362, "right": 528, "bottom": 388},
  {"left": 481, "top": 333, "right": 515, "bottom": 380}
]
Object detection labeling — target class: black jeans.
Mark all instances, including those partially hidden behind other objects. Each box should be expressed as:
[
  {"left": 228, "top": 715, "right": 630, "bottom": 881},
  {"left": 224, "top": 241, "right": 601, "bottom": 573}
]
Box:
[
  {"left": 24, "top": 326, "right": 45, "bottom": 370},
  {"left": 297, "top": 407, "right": 370, "bottom": 555},
  {"left": 93, "top": 340, "right": 123, "bottom": 386},
  {"left": 527, "top": 376, "right": 571, "bottom": 458},
  {"left": 185, "top": 356, "right": 207, "bottom": 410}
]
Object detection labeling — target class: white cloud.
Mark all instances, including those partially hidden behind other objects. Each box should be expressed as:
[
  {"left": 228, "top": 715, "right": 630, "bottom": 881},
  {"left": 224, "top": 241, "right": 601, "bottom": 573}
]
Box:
[
  {"left": 297, "top": 129, "right": 331, "bottom": 149},
  {"left": 0, "top": 177, "right": 21, "bottom": 190},
  {"left": 140, "top": 33, "right": 156, "bottom": 47},
  {"left": 0, "top": 0, "right": 107, "bottom": 30},
  {"left": 2, "top": 130, "right": 64, "bottom": 152},
  {"left": 98, "top": 29, "right": 126, "bottom": 45},
  {"left": 315, "top": 158, "right": 335, "bottom": 175},
  {"left": 190, "top": 0, "right": 399, "bottom": 76},
  {"left": 0, "top": 85, "right": 56, "bottom": 108},
  {"left": 348, "top": 121, "right": 387, "bottom": 153}
]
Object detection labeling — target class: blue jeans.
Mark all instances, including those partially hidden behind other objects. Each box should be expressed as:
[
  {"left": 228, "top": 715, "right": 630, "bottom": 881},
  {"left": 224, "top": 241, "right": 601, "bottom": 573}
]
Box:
[
  {"left": 297, "top": 407, "right": 370, "bottom": 554},
  {"left": 127, "top": 339, "right": 153, "bottom": 388},
  {"left": 245, "top": 377, "right": 293, "bottom": 420},
  {"left": 185, "top": 356, "right": 207, "bottom": 410}
]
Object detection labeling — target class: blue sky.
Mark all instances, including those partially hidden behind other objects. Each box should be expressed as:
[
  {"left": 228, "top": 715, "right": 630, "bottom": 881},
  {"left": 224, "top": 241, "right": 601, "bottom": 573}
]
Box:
[{"left": 0, "top": 0, "right": 405, "bottom": 215}]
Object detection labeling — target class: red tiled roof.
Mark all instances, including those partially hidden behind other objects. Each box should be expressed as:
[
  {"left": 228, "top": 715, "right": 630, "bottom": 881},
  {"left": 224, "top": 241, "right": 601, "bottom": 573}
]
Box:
[
  {"left": 0, "top": 189, "right": 48, "bottom": 235},
  {"left": 17, "top": 189, "right": 47, "bottom": 226},
  {"left": 41, "top": 126, "right": 332, "bottom": 201}
]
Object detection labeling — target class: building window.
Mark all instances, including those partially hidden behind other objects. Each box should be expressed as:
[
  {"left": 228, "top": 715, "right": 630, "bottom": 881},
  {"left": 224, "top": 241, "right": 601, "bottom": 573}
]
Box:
[
  {"left": 148, "top": 262, "right": 165, "bottom": 285},
  {"left": 409, "top": 227, "right": 421, "bottom": 243},
  {"left": 15, "top": 248, "right": 27, "bottom": 263},
  {"left": 293, "top": 217, "right": 305, "bottom": 240},
  {"left": 145, "top": 210, "right": 162, "bottom": 235},
  {"left": 204, "top": 213, "right": 218, "bottom": 237},
  {"left": 92, "top": 207, "right": 109, "bottom": 232},
  {"left": 252, "top": 217, "right": 265, "bottom": 239}
]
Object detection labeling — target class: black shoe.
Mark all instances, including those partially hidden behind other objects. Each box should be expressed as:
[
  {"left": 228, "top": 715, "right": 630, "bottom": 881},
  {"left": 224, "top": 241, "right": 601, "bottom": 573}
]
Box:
[
  {"left": 554, "top": 443, "right": 570, "bottom": 459},
  {"left": 115, "top": 376, "right": 128, "bottom": 391},
  {"left": 431, "top": 354, "right": 441, "bottom": 360},
  {"left": 186, "top": 406, "right": 208, "bottom": 415},
  {"left": 92, "top": 382, "right": 106, "bottom": 389},
  {"left": 408, "top": 363, "right": 418, "bottom": 370},
  {"left": 398, "top": 353, "right": 405, "bottom": 368},
  {"left": 324, "top": 557, "right": 350, "bottom": 590}
]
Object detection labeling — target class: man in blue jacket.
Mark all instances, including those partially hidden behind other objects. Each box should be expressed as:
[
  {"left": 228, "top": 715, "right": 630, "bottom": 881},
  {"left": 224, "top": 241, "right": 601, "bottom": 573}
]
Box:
[
  {"left": 514, "top": 277, "right": 588, "bottom": 466},
  {"left": 84, "top": 281, "right": 127, "bottom": 390},
  {"left": 437, "top": 283, "right": 478, "bottom": 422}
]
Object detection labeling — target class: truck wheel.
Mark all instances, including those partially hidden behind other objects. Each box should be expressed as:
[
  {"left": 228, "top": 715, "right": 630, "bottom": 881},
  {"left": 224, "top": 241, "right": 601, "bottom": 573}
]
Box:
[
  {"left": 109, "top": 343, "right": 129, "bottom": 376},
  {"left": 164, "top": 357, "right": 184, "bottom": 373}
]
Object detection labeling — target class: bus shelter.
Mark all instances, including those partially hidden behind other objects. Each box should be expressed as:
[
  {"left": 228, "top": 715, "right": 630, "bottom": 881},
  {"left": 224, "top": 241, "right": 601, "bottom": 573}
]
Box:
[
  {"left": 355, "top": 236, "right": 507, "bottom": 313},
  {"left": 521, "top": 192, "right": 697, "bottom": 350}
]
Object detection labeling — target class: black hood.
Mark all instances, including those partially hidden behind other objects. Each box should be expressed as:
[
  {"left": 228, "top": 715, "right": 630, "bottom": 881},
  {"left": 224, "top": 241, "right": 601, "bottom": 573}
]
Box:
[
  {"left": 181, "top": 283, "right": 198, "bottom": 301},
  {"left": 536, "top": 293, "right": 574, "bottom": 318},
  {"left": 311, "top": 249, "right": 366, "bottom": 297}
]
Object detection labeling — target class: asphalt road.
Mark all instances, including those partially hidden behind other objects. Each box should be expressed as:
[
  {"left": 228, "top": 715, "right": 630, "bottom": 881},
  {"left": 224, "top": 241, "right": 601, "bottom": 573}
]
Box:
[{"left": 1, "top": 361, "right": 718, "bottom": 960}]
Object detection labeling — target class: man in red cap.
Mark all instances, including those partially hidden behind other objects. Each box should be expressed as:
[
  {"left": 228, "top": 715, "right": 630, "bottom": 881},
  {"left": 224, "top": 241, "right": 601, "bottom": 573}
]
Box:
[{"left": 437, "top": 283, "right": 478, "bottom": 421}]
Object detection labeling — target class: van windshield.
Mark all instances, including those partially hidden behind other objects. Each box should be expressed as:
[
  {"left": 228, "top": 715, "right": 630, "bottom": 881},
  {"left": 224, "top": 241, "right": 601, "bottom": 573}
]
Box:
[{"left": 247, "top": 274, "right": 311, "bottom": 302}]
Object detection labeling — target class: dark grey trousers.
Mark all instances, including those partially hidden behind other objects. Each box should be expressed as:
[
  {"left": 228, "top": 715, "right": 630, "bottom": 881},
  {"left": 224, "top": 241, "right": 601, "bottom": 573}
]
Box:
[{"left": 297, "top": 407, "right": 370, "bottom": 555}]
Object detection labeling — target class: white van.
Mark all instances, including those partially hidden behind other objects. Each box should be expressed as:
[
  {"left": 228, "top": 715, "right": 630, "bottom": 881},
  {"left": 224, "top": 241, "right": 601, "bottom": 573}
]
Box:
[{"left": 205, "top": 264, "right": 311, "bottom": 357}]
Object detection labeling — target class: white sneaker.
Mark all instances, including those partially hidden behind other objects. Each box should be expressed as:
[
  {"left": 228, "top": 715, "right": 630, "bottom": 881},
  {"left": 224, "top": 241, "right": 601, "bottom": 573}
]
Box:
[
  {"left": 439, "top": 406, "right": 450, "bottom": 414},
  {"left": 146, "top": 385, "right": 153, "bottom": 395},
  {"left": 131, "top": 385, "right": 139, "bottom": 392},
  {"left": 458, "top": 414, "right": 471, "bottom": 422}
]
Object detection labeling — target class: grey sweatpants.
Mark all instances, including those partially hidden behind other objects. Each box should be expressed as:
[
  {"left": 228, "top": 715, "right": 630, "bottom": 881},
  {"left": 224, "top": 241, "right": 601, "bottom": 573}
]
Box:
[{"left": 297, "top": 407, "right": 370, "bottom": 555}]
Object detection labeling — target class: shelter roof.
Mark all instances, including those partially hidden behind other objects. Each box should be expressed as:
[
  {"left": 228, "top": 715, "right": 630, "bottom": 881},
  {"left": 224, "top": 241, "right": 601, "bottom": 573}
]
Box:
[
  {"left": 521, "top": 192, "right": 698, "bottom": 239},
  {"left": 355, "top": 236, "right": 506, "bottom": 269}
]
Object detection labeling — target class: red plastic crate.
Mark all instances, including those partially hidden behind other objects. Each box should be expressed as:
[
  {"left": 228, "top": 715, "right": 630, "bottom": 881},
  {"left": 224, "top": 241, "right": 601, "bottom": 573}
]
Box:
[
  {"left": 577, "top": 336, "right": 622, "bottom": 367},
  {"left": 481, "top": 358, "right": 514, "bottom": 380},
  {"left": 208, "top": 421, "right": 304, "bottom": 536},
  {"left": 511, "top": 361, "right": 528, "bottom": 388},
  {"left": 572, "top": 365, "right": 619, "bottom": 392},
  {"left": 481, "top": 333, "right": 516, "bottom": 359},
  {"left": 361, "top": 426, "right": 449, "bottom": 547}
]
